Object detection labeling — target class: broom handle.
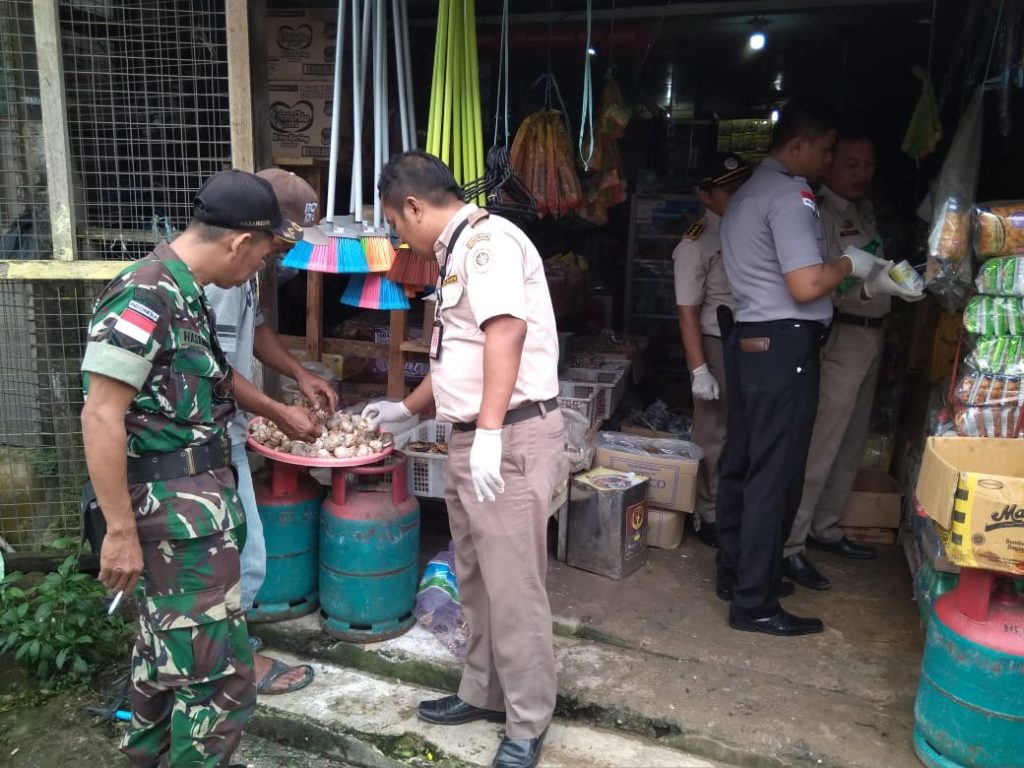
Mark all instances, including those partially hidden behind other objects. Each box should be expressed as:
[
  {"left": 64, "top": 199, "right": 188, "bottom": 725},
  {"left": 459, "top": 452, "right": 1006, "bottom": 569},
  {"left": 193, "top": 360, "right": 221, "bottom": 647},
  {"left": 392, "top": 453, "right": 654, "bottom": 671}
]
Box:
[
  {"left": 373, "top": 0, "right": 385, "bottom": 229},
  {"left": 400, "top": 0, "right": 416, "bottom": 149},
  {"left": 392, "top": 0, "right": 410, "bottom": 152},
  {"left": 349, "top": 0, "right": 362, "bottom": 220},
  {"left": 427, "top": 0, "right": 449, "bottom": 155},
  {"left": 327, "top": 0, "right": 346, "bottom": 224}
]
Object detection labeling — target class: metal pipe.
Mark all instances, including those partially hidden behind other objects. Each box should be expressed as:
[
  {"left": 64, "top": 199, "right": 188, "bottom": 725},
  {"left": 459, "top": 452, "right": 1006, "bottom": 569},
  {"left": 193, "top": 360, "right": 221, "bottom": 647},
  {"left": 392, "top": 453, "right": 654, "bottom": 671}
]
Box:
[
  {"left": 392, "top": 0, "right": 410, "bottom": 151},
  {"left": 399, "top": 0, "right": 417, "bottom": 149},
  {"left": 327, "top": 0, "right": 346, "bottom": 224}
]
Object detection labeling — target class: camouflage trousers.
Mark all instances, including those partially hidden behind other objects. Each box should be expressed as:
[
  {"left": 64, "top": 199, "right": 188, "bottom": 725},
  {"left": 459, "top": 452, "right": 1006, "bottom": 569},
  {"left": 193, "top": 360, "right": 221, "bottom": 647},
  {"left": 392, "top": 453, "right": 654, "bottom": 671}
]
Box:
[{"left": 122, "top": 525, "right": 256, "bottom": 768}]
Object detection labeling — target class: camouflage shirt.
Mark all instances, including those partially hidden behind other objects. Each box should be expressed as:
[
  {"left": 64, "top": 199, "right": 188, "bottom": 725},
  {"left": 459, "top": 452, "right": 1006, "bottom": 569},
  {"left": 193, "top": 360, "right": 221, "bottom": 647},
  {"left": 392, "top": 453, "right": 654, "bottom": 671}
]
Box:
[{"left": 81, "top": 241, "right": 244, "bottom": 543}]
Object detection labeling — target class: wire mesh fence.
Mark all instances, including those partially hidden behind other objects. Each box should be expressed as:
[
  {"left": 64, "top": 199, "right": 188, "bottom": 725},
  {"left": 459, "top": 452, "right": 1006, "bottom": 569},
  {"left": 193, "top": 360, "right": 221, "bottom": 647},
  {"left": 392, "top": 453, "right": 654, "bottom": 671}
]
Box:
[
  {"left": 0, "top": 0, "right": 50, "bottom": 261},
  {"left": 0, "top": 0, "right": 235, "bottom": 550},
  {"left": 0, "top": 280, "right": 104, "bottom": 549},
  {"left": 62, "top": 0, "right": 232, "bottom": 260}
]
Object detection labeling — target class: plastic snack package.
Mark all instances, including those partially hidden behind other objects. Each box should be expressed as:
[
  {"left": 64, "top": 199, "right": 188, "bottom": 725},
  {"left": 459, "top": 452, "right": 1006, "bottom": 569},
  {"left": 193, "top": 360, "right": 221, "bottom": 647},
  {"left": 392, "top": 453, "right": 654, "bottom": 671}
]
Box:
[
  {"left": 975, "top": 255, "right": 1024, "bottom": 296},
  {"left": 965, "top": 336, "right": 1024, "bottom": 375},
  {"left": 973, "top": 202, "right": 1024, "bottom": 260},
  {"left": 963, "top": 296, "right": 1024, "bottom": 336}
]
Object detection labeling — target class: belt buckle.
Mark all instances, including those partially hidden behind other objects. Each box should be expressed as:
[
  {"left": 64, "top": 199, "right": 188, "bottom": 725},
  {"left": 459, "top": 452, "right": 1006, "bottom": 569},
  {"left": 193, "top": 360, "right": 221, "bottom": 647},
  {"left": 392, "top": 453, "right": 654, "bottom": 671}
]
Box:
[{"left": 183, "top": 446, "right": 196, "bottom": 476}]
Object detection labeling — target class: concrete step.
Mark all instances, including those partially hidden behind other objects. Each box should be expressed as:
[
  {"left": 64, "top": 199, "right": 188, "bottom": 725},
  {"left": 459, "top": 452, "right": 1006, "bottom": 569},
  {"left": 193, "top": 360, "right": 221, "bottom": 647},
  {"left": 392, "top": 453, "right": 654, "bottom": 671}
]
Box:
[{"left": 250, "top": 649, "right": 725, "bottom": 768}]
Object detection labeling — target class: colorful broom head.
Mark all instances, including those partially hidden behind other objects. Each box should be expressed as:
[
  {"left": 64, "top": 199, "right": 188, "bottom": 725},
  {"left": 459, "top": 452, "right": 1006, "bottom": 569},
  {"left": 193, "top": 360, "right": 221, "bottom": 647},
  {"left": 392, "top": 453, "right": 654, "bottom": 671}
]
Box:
[
  {"left": 361, "top": 235, "right": 397, "bottom": 272},
  {"left": 281, "top": 240, "right": 342, "bottom": 273},
  {"left": 340, "top": 273, "right": 410, "bottom": 310},
  {"left": 336, "top": 234, "right": 370, "bottom": 273},
  {"left": 387, "top": 243, "right": 440, "bottom": 287}
]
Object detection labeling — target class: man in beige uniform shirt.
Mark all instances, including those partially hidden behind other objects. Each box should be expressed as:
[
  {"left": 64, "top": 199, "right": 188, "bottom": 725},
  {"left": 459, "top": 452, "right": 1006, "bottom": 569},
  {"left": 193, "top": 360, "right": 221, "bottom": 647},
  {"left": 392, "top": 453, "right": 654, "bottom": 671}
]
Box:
[
  {"left": 783, "top": 133, "right": 923, "bottom": 590},
  {"left": 673, "top": 153, "right": 750, "bottom": 548},
  {"left": 364, "top": 151, "right": 564, "bottom": 768}
]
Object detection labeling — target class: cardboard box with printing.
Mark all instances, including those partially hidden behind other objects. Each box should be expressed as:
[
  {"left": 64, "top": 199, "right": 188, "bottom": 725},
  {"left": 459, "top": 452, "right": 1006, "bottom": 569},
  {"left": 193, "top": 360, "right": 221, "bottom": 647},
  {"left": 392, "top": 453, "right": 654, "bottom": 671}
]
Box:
[
  {"left": 266, "top": 8, "right": 337, "bottom": 80},
  {"left": 269, "top": 81, "right": 350, "bottom": 161},
  {"left": 916, "top": 437, "right": 1024, "bottom": 575},
  {"left": 594, "top": 432, "right": 701, "bottom": 513}
]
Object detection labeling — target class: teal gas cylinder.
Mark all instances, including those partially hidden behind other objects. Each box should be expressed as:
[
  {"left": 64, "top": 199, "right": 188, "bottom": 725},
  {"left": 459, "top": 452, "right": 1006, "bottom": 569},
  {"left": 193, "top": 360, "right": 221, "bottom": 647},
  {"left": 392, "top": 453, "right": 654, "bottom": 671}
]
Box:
[
  {"left": 319, "top": 453, "right": 420, "bottom": 642},
  {"left": 914, "top": 568, "right": 1024, "bottom": 768},
  {"left": 248, "top": 462, "right": 324, "bottom": 622}
]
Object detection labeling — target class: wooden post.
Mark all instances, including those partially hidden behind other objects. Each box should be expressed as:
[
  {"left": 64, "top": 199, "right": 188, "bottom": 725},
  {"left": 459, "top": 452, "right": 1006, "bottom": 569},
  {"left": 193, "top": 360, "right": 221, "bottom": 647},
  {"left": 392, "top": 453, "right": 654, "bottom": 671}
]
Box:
[
  {"left": 32, "top": 0, "right": 76, "bottom": 261},
  {"left": 306, "top": 271, "right": 323, "bottom": 361},
  {"left": 387, "top": 310, "right": 408, "bottom": 399},
  {"left": 226, "top": 0, "right": 255, "bottom": 172}
]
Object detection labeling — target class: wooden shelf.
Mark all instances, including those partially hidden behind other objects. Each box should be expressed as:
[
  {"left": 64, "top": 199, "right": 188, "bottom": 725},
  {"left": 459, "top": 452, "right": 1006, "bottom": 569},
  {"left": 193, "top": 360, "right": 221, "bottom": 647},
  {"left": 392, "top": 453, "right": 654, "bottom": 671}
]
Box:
[{"left": 400, "top": 340, "right": 430, "bottom": 355}]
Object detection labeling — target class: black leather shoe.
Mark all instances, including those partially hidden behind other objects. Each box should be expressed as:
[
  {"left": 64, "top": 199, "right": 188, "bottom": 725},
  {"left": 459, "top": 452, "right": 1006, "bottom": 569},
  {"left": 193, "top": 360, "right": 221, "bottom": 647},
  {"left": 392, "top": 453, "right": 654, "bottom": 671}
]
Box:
[
  {"left": 809, "top": 536, "right": 878, "bottom": 560},
  {"left": 492, "top": 728, "right": 548, "bottom": 768},
  {"left": 784, "top": 553, "right": 831, "bottom": 590},
  {"left": 716, "top": 580, "right": 795, "bottom": 602},
  {"left": 696, "top": 520, "right": 717, "bottom": 548},
  {"left": 729, "top": 608, "right": 825, "bottom": 636},
  {"left": 417, "top": 695, "right": 506, "bottom": 725}
]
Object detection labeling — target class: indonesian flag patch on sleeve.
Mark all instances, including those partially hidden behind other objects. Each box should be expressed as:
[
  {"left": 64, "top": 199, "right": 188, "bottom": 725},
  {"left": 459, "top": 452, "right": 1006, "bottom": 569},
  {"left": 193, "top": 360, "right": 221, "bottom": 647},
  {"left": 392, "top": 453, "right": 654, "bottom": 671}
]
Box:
[
  {"left": 113, "top": 300, "right": 159, "bottom": 344},
  {"left": 800, "top": 190, "right": 818, "bottom": 216}
]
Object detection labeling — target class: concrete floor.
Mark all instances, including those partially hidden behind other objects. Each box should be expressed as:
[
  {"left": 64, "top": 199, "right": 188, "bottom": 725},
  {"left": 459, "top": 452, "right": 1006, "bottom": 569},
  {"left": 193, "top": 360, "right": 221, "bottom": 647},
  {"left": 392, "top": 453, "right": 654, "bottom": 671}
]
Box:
[{"left": 255, "top": 509, "right": 925, "bottom": 768}]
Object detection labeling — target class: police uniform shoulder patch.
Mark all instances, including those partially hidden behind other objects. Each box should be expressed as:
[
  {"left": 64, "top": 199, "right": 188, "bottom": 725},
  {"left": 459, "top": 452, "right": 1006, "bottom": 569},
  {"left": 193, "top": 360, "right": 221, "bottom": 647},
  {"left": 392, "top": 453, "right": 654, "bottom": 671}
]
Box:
[
  {"left": 683, "top": 221, "right": 706, "bottom": 241},
  {"left": 469, "top": 250, "right": 493, "bottom": 272},
  {"left": 466, "top": 233, "right": 490, "bottom": 250}
]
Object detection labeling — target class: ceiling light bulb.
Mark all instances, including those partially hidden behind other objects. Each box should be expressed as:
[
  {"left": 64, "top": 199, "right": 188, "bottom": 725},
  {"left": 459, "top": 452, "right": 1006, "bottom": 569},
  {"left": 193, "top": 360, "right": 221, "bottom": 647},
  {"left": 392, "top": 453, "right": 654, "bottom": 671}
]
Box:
[
  {"left": 587, "top": 46, "right": 597, "bottom": 56},
  {"left": 749, "top": 31, "right": 766, "bottom": 51},
  {"left": 771, "top": 109, "right": 780, "bottom": 123}
]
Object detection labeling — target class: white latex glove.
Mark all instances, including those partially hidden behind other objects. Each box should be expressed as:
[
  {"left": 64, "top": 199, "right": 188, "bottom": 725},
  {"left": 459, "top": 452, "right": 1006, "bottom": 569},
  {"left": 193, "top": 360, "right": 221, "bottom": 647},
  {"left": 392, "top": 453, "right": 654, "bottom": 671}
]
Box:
[
  {"left": 361, "top": 399, "right": 412, "bottom": 430},
  {"left": 863, "top": 261, "right": 926, "bottom": 302},
  {"left": 691, "top": 364, "right": 720, "bottom": 401},
  {"left": 840, "top": 245, "right": 888, "bottom": 281},
  {"left": 469, "top": 428, "right": 505, "bottom": 502}
]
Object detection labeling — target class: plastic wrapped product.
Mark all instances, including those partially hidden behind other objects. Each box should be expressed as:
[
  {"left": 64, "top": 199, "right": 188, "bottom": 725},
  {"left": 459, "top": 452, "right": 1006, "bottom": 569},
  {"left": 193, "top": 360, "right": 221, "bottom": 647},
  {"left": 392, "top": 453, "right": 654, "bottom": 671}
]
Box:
[
  {"left": 953, "top": 403, "right": 1024, "bottom": 438},
  {"left": 975, "top": 256, "right": 1024, "bottom": 296},
  {"left": 963, "top": 296, "right": 1024, "bottom": 336},
  {"left": 954, "top": 373, "right": 1024, "bottom": 406},
  {"left": 966, "top": 336, "right": 1024, "bottom": 375},
  {"left": 973, "top": 201, "right": 1024, "bottom": 260}
]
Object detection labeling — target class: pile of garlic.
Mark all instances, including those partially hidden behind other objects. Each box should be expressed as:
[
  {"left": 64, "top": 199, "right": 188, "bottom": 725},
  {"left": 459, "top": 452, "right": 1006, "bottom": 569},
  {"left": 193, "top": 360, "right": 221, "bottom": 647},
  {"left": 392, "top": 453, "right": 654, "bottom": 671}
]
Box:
[{"left": 249, "top": 410, "right": 394, "bottom": 460}]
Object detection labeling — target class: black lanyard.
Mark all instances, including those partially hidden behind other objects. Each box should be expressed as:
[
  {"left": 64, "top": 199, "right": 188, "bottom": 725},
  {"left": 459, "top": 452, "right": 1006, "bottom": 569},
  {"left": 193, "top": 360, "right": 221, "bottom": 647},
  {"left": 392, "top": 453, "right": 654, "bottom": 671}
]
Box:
[{"left": 435, "top": 218, "right": 472, "bottom": 317}]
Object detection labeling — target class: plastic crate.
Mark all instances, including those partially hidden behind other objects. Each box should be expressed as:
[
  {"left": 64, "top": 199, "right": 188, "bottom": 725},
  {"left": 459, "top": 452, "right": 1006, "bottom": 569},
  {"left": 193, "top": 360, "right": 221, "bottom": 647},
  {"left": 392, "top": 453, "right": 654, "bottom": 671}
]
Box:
[
  {"left": 557, "top": 388, "right": 597, "bottom": 426},
  {"left": 559, "top": 374, "right": 619, "bottom": 422},
  {"left": 393, "top": 420, "right": 452, "bottom": 498},
  {"left": 563, "top": 361, "right": 630, "bottom": 409}
]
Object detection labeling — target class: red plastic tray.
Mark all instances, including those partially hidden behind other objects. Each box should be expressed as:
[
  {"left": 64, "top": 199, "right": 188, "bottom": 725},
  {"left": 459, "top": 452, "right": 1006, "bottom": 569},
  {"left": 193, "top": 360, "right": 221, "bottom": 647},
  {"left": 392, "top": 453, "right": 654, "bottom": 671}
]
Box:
[{"left": 246, "top": 417, "right": 394, "bottom": 468}]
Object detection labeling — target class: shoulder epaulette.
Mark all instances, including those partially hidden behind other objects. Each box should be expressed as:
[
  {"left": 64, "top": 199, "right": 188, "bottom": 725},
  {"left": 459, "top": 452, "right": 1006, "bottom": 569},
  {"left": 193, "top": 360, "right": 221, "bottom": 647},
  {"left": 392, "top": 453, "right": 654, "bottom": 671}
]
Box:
[{"left": 683, "top": 221, "right": 706, "bottom": 241}]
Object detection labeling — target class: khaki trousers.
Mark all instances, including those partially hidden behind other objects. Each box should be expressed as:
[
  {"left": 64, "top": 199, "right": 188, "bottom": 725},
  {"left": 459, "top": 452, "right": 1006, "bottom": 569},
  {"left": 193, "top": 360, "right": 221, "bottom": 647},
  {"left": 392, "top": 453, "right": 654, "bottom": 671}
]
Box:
[
  {"left": 691, "top": 336, "right": 728, "bottom": 524},
  {"left": 445, "top": 409, "right": 565, "bottom": 739},
  {"left": 785, "top": 322, "right": 885, "bottom": 557}
]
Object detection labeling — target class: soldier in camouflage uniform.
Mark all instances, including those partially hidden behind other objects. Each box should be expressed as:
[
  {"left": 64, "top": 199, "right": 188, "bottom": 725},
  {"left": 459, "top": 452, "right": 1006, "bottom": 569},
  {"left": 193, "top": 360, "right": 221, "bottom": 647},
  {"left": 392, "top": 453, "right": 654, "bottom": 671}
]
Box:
[{"left": 80, "top": 170, "right": 300, "bottom": 767}]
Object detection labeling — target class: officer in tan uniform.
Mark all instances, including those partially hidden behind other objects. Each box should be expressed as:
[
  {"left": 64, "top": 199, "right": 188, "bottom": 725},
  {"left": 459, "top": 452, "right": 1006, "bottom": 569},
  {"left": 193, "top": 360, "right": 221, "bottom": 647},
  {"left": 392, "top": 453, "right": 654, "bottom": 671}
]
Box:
[
  {"left": 783, "top": 132, "right": 924, "bottom": 591},
  {"left": 364, "top": 151, "right": 564, "bottom": 768},
  {"left": 673, "top": 153, "right": 751, "bottom": 548}
]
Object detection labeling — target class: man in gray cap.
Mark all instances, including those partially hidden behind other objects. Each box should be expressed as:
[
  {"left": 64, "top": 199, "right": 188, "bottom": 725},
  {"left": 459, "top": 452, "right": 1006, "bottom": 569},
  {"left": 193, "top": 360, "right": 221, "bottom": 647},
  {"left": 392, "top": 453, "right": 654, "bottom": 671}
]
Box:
[
  {"left": 715, "top": 100, "right": 889, "bottom": 636},
  {"left": 673, "top": 152, "right": 751, "bottom": 548},
  {"left": 205, "top": 168, "right": 337, "bottom": 695}
]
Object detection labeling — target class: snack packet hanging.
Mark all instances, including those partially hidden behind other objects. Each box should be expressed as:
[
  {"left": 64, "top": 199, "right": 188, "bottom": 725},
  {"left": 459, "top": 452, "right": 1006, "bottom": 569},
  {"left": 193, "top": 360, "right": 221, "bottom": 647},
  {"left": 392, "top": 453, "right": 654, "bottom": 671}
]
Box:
[
  {"left": 966, "top": 336, "right": 1024, "bottom": 374},
  {"left": 975, "top": 256, "right": 1024, "bottom": 296},
  {"left": 963, "top": 296, "right": 1024, "bottom": 336},
  {"left": 973, "top": 201, "right": 1024, "bottom": 260}
]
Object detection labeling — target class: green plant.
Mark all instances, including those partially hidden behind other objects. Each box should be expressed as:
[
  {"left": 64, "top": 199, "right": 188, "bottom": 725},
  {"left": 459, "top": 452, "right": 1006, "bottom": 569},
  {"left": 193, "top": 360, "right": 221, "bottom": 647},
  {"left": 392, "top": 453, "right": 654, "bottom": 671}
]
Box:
[{"left": 0, "top": 555, "right": 132, "bottom": 686}]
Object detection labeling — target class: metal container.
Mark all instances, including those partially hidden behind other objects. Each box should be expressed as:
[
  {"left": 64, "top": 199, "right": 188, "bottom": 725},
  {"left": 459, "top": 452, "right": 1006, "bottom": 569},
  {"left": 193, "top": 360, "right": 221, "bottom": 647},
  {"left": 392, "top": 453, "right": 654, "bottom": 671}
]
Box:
[
  {"left": 567, "top": 468, "right": 649, "bottom": 580},
  {"left": 914, "top": 569, "right": 1024, "bottom": 768},
  {"left": 890, "top": 260, "right": 925, "bottom": 292},
  {"left": 320, "top": 453, "right": 421, "bottom": 642},
  {"left": 249, "top": 465, "right": 324, "bottom": 622}
]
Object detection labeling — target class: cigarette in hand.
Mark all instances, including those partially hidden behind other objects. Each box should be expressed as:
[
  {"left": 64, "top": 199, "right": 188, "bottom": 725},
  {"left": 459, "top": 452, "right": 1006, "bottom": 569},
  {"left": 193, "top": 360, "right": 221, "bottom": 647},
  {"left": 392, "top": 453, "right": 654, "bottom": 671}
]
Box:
[{"left": 108, "top": 590, "right": 124, "bottom": 615}]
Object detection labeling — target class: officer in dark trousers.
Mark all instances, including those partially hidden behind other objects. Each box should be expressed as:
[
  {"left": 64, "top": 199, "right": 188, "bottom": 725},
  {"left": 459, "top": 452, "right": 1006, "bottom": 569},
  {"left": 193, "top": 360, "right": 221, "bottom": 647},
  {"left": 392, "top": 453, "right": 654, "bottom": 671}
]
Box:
[{"left": 715, "top": 100, "right": 888, "bottom": 636}]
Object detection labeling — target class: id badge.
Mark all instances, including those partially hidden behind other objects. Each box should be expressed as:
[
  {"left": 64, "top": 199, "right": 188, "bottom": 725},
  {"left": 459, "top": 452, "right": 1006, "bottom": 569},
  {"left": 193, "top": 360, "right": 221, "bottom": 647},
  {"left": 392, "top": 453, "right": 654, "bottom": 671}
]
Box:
[{"left": 428, "top": 321, "right": 443, "bottom": 360}]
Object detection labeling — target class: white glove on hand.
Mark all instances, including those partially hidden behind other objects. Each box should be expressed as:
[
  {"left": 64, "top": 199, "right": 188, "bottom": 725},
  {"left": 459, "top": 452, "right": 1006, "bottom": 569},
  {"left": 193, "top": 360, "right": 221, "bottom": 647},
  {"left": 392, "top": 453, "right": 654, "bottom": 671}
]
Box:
[
  {"left": 691, "top": 364, "right": 720, "bottom": 401},
  {"left": 863, "top": 261, "right": 926, "bottom": 302},
  {"left": 361, "top": 399, "right": 412, "bottom": 430},
  {"left": 470, "top": 428, "right": 505, "bottom": 502},
  {"left": 840, "top": 245, "right": 888, "bottom": 281}
]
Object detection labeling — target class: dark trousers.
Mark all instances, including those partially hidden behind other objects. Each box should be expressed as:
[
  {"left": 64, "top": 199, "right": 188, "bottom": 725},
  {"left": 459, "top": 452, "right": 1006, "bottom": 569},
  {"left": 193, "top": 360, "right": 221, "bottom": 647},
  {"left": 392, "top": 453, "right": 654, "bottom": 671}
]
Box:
[{"left": 715, "top": 319, "right": 824, "bottom": 617}]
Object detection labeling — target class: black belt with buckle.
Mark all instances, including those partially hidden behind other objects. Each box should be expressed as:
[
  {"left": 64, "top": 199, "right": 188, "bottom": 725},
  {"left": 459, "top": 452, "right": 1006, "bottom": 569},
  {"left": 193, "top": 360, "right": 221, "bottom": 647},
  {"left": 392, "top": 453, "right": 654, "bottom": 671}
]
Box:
[
  {"left": 126, "top": 437, "right": 231, "bottom": 484},
  {"left": 452, "top": 398, "right": 560, "bottom": 432},
  {"left": 836, "top": 313, "right": 885, "bottom": 328}
]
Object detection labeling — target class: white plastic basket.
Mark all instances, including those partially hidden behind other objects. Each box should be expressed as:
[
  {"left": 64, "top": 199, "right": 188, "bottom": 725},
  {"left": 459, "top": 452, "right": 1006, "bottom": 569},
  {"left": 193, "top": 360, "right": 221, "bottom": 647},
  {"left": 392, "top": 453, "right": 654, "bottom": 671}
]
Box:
[
  {"left": 559, "top": 365, "right": 627, "bottom": 422},
  {"left": 557, "top": 387, "right": 597, "bottom": 426},
  {"left": 393, "top": 420, "right": 452, "bottom": 498}
]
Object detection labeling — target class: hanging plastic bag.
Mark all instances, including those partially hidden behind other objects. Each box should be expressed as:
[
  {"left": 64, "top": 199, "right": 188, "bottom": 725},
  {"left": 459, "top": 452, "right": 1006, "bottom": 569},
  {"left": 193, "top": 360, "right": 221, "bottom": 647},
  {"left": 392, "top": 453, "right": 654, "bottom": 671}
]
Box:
[
  {"left": 902, "top": 67, "right": 942, "bottom": 160},
  {"left": 925, "top": 88, "right": 984, "bottom": 311}
]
